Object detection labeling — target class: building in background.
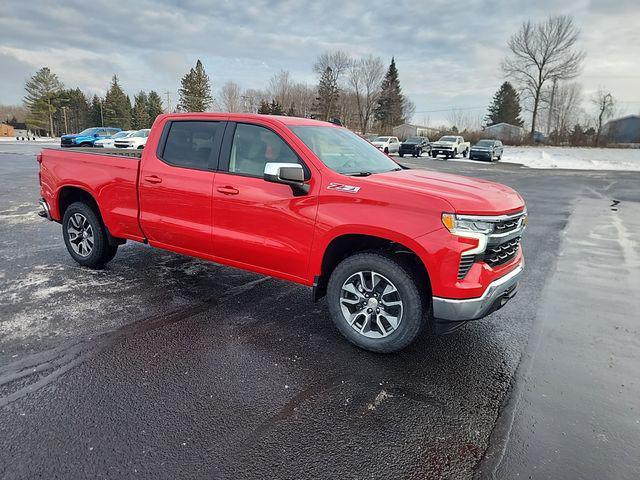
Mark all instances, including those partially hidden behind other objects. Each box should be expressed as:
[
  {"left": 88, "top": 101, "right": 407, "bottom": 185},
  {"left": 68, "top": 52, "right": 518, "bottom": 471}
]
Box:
[
  {"left": 392, "top": 123, "right": 439, "bottom": 140},
  {"left": 483, "top": 122, "right": 525, "bottom": 143},
  {"left": 0, "top": 123, "right": 15, "bottom": 137},
  {"left": 603, "top": 115, "right": 640, "bottom": 144}
]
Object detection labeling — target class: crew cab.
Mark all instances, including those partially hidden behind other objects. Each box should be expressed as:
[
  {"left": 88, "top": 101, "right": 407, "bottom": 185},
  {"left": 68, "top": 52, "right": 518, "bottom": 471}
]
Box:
[
  {"left": 469, "top": 139, "right": 503, "bottom": 162},
  {"left": 38, "top": 113, "right": 526, "bottom": 353},
  {"left": 431, "top": 136, "right": 470, "bottom": 159},
  {"left": 371, "top": 136, "right": 401, "bottom": 154},
  {"left": 399, "top": 137, "right": 430, "bottom": 158},
  {"left": 61, "top": 127, "right": 121, "bottom": 147}
]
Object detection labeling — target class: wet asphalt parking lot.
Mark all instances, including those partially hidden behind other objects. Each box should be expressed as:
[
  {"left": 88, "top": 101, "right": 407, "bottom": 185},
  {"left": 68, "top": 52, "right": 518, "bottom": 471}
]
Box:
[{"left": 0, "top": 143, "right": 638, "bottom": 479}]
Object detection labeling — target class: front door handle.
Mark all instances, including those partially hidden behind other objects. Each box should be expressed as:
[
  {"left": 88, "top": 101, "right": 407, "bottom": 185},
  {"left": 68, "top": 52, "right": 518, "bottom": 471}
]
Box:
[
  {"left": 144, "top": 175, "right": 162, "bottom": 184},
  {"left": 217, "top": 186, "right": 239, "bottom": 195}
]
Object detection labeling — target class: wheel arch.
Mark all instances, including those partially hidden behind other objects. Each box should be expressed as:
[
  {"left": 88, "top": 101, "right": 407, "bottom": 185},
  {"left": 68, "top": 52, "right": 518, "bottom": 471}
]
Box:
[{"left": 312, "top": 231, "right": 432, "bottom": 304}]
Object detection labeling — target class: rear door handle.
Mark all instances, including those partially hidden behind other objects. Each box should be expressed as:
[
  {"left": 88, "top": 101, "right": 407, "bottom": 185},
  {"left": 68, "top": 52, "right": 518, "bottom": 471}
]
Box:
[
  {"left": 217, "top": 186, "right": 239, "bottom": 195},
  {"left": 144, "top": 175, "right": 162, "bottom": 184}
]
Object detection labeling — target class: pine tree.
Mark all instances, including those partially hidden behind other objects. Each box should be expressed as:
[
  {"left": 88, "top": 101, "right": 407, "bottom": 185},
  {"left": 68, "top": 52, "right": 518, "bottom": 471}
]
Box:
[
  {"left": 374, "top": 58, "right": 406, "bottom": 133},
  {"left": 315, "top": 67, "right": 339, "bottom": 121},
  {"left": 269, "top": 100, "right": 283, "bottom": 115},
  {"left": 23, "top": 67, "right": 64, "bottom": 136},
  {"left": 89, "top": 95, "right": 103, "bottom": 127},
  {"left": 257, "top": 100, "right": 271, "bottom": 114},
  {"left": 178, "top": 59, "right": 213, "bottom": 112},
  {"left": 103, "top": 75, "right": 132, "bottom": 129},
  {"left": 132, "top": 91, "right": 150, "bottom": 129},
  {"left": 51, "top": 88, "right": 90, "bottom": 133},
  {"left": 147, "top": 90, "right": 164, "bottom": 124},
  {"left": 486, "top": 82, "right": 523, "bottom": 126}
]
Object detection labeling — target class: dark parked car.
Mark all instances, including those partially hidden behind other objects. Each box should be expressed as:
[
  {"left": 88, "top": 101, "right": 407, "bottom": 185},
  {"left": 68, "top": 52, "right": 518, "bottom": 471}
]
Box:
[
  {"left": 398, "top": 137, "right": 430, "bottom": 157},
  {"left": 469, "top": 139, "right": 503, "bottom": 161}
]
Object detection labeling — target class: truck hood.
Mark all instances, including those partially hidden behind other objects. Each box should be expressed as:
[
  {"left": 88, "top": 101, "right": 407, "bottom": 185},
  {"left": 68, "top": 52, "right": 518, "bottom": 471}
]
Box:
[
  {"left": 363, "top": 169, "right": 524, "bottom": 215},
  {"left": 371, "top": 141, "right": 387, "bottom": 147},
  {"left": 432, "top": 141, "right": 456, "bottom": 147}
]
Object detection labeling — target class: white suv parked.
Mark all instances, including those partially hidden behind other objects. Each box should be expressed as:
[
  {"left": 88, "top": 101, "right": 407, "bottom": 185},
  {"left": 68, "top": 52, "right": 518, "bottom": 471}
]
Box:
[
  {"left": 114, "top": 129, "right": 151, "bottom": 149},
  {"left": 371, "top": 136, "right": 401, "bottom": 154}
]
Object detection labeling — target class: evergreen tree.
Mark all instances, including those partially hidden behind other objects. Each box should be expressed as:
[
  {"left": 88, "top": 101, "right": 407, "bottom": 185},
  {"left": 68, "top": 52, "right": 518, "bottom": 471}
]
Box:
[
  {"left": 315, "top": 67, "right": 339, "bottom": 121},
  {"left": 269, "top": 100, "right": 283, "bottom": 115},
  {"left": 89, "top": 95, "right": 104, "bottom": 126},
  {"left": 178, "top": 59, "right": 213, "bottom": 112},
  {"left": 132, "top": 91, "right": 150, "bottom": 129},
  {"left": 286, "top": 103, "right": 296, "bottom": 116},
  {"left": 486, "top": 81, "right": 523, "bottom": 126},
  {"left": 103, "top": 75, "right": 132, "bottom": 129},
  {"left": 53, "top": 88, "right": 90, "bottom": 133},
  {"left": 23, "top": 67, "right": 64, "bottom": 136},
  {"left": 257, "top": 100, "right": 271, "bottom": 114},
  {"left": 374, "top": 58, "right": 406, "bottom": 132},
  {"left": 147, "top": 90, "right": 164, "bottom": 124}
]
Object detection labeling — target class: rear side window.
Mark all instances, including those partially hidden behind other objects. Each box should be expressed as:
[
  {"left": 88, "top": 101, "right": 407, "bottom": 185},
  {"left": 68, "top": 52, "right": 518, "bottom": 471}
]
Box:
[
  {"left": 161, "top": 121, "right": 221, "bottom": 170},
  {"left": 228, "top": 123, "right": 300, "bottom": 177}
]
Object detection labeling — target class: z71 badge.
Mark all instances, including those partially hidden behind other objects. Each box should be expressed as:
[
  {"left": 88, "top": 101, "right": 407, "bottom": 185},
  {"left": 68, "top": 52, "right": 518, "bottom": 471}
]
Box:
[{"left": 327, "top": 183, "right": 360, "bottom": 193}]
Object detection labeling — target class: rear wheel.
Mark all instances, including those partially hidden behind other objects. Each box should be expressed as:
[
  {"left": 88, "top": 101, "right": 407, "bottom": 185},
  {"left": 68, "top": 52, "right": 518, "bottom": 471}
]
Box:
[
  {"left": 62, "top": 202, "right": 118, "bottom": 268},
  {"left": 327, "top": 252, "right": 426, "bottom": 353}
]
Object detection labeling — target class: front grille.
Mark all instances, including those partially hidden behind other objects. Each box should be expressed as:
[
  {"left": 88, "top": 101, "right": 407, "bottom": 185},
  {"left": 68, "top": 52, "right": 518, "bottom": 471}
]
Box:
[
  {"left": 458, "top": 254, "right": 476, "bottom": 279},
  {"left": 484, "top": 237, "right": 521, "bottom": 267},
  {"left": 494, "top": 216, "right": 524, "bottom": 234}
]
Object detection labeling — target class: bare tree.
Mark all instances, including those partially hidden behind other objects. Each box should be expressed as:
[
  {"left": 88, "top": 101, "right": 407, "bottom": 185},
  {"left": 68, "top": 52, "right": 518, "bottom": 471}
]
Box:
[
  {"left": 502, "top": 15, "right": 585, "bottom": 139},
  {"left": 592, "top": 89, "right": 615, "bottom": 145},
  {"left": 218, "top": 81, "right": 242, "bottom": 112},
  {"left": 347, "top": 55, "right": 384, "bottom": 133},
  {"left": 268, "top": 70, "right": 293, "bottom": 107},
  {"left": 545, "top": 82, "right": 582, "bottom": 143},
  {"left": 240, "top": 88, "right": 267, "bottom": 113},
  {"left": 313, "top": 50, "right": 352, "bottom": 86}
]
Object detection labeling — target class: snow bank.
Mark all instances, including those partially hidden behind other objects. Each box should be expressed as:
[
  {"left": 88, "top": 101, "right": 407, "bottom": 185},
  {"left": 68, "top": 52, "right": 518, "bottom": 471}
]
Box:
[{"left": 501, "top": 146, "right": 640, "bottom": 171}]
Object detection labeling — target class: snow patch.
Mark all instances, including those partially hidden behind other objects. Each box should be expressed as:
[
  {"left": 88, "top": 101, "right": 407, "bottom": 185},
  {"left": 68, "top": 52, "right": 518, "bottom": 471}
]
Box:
[{"left": 501, "top": 146, "right": 640, "bottom": 171}]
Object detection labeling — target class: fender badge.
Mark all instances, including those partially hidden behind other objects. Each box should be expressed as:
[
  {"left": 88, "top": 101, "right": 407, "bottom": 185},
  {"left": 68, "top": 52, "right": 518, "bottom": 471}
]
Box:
[{"left": 327, "top": 183, "right": 360, "bottom": 193}]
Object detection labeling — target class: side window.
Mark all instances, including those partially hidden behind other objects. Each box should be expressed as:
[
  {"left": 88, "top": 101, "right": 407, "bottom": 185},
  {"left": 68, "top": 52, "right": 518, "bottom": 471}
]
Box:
[
  {"left": 96, "top": 129, "right": 108, "bottom": 136},
  {"left": 229, "top": 123, "right": 299, "bottom": 177},
  {"left": 161, "top": 121, "right": 220, "bottom": 170}
]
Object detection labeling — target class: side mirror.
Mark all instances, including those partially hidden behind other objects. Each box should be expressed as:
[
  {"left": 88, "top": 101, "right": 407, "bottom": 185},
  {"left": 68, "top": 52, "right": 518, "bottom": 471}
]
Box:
[{"left": 264, "top": 162, "right": 309, "bottom": 196}]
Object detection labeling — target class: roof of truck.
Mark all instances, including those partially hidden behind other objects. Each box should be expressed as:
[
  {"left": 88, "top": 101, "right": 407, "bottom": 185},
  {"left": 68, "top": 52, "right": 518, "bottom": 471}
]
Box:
[{"left": 159, "top": 112, "right": 338, "bottom": 127}]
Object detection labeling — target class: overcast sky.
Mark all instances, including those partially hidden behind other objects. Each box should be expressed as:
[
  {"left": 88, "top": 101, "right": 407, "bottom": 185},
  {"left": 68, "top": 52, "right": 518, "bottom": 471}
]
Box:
[{"left": 1, "top": 0, "right": 639, "bottom": 125}]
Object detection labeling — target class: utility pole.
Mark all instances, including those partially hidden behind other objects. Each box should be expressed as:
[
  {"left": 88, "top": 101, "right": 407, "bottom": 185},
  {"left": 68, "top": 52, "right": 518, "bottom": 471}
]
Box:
[
  {"left": 164, "top": 91, "right": 172, "bottom": 112},
  {"left": 99, "top": 99, "right": 104, "bottom": 127}
]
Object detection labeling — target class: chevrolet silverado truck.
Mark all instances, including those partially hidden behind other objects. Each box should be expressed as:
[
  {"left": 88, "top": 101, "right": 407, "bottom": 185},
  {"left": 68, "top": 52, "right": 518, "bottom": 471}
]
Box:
[
  {"left": 38, "top": 113, "right": 526, "bottom": 353},
  {"left": 431, "top": 135, "right": 470, "bottom": 159}
]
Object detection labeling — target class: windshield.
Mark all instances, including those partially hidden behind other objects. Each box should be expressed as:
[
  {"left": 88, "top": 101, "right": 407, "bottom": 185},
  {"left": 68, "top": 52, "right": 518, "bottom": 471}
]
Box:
[
  {"left": 373, "top": 136, "right": 390, "bottom": 142},
  {"left": 131, "top": 129, "right": 150, "bottom": 138},
  {"left": 112, "top": 131, "right": 131, "bottom": 139},
  {"left": 476, "top": 140, "right": 494, "bottom": 147},
  {"left": 78, "top": 128, "right": 99, "bottom": 136},
  {"left": 438, "top": 136, "right": 457, "bottom": 142},
  {"left": 290, "top": 126, "right": 401, "bottom": 175},
  {"left": 404, "top": 137, "right": 421, "bottom": 143}
]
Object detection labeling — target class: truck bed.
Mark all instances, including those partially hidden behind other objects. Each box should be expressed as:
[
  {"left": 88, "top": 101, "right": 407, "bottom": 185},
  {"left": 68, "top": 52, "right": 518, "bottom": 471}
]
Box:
[{"left": 39, "top": 147, "right": 145, "bottom": 240}]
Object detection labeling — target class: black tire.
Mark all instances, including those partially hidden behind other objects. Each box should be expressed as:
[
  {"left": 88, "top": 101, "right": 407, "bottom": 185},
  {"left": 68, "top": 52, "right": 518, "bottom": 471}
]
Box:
[
  {"left": 384, "top": 147, "right": 389, "bottom": 154},
  {"left": 137, "top": 145, "right": 144, "bottom": 149},
  {"left": 62, "top": 202, "right": 118, "bottom": 268},
  {"left": 431, "top": 151, "right": 437, "bottom": 158},
  {"left": 399, "top": 152, "right": 404, "bottom": 157},
  {"left": 79, "top": 143, "right": 93, "bottom": 148},
  {"left": 326, "top": 252, "right": 426, "bottom": 353},
  {"left": 463, "top": 148, "right": 468, "bottom": 158},
  {"left": 496, "top": 155, "right": 501, "bottom": 161}
]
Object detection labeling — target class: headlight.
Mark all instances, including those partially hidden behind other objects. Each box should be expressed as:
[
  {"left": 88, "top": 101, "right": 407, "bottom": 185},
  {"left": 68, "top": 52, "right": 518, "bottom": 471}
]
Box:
[{"left": 441, "top": 213, "right": 494, "bottom": 234}]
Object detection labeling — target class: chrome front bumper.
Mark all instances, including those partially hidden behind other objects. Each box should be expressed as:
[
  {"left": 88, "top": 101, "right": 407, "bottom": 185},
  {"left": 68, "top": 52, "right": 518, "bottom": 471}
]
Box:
[{"left": 432, "top": 262, "right": 523, "bottom": 322}]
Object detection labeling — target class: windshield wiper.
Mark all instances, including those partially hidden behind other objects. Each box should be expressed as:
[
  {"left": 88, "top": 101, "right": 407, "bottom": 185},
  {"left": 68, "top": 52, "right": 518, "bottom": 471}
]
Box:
[{"left": 344, "top": 171, "right": 373, "bottom": 177}]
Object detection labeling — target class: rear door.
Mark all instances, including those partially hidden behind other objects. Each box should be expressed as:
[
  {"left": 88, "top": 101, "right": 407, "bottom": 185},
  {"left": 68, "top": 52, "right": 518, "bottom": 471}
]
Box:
[
  {"left": 211, "top": 120, "right": 319, "bottom": 281},
  {"left": 138, "top": 119, "right": 225, "bottom": 255}
]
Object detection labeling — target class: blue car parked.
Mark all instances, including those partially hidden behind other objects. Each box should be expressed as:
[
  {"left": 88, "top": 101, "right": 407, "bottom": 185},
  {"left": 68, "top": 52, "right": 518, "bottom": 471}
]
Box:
[{"left": 60, "top": 127, "right": 121, "bottom": 148}]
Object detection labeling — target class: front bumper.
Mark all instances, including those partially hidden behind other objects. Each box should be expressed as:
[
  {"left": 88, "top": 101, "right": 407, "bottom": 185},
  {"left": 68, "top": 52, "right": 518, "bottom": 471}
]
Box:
[
  {"left": 469, "top": 150, "right": 491, "bottom": 158},
  {"left": 432, "top": 261, "right": 523, "bottom": 323},
  {"left": 38, "top": 197, "right": 52, "bottom": 221}
]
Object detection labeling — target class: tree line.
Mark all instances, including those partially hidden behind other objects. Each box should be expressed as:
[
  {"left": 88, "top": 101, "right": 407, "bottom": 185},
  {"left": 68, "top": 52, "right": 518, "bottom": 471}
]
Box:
[{"left": 22, "top": 69, "right": 163, "bottom": 136}]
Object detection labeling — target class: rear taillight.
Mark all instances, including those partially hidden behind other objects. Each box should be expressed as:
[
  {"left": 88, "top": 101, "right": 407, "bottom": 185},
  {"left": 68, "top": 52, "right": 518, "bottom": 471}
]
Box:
[{"left": 36, "top": 153, "right": 43, "bottom": 164}]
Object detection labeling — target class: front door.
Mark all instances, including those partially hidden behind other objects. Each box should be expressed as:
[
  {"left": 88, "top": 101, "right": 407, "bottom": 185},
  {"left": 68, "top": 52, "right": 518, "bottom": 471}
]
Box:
[
  {"left": 212, "top": 121, "right": 319, "bottom": 281},
  {"left": 138, "top": 119, "right": 225, "bottom": 255}
]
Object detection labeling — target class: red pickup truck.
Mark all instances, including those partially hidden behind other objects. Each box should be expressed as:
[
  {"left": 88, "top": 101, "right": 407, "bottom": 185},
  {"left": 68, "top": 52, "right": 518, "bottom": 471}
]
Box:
[{"left": 38, "top": 113, "right": 526, "bottom": 353}]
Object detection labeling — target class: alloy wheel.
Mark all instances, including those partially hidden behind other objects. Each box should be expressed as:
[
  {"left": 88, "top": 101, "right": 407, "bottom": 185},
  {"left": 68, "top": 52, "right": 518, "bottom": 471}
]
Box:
[
  {"left": 67, "top": 213, "right": 94, "bottom": 257},
  {"left": 339, "top": 270, "right": 403, "bottom": 338}
]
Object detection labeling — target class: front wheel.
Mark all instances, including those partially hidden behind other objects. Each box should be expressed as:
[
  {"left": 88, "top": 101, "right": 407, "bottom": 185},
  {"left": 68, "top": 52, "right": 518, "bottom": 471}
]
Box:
[
  {"left": 463, "top": 148, "right": 468, "bottom": 158},
  {"left": 384, "top": 147, "right": 389, "bottom": 154},
  {"left": 326, "top": 253, "right": 426, "bottom": 353},
  {"left": 62, "top": 202, "right": 118, "bottom": 268},
  {"left": 398, "top": 152, "right": 404, "bottom": 157}
]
